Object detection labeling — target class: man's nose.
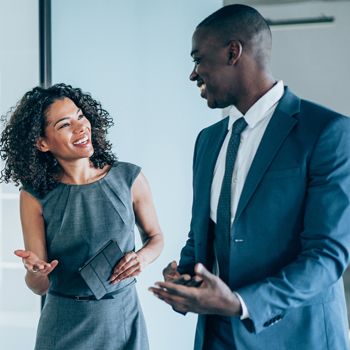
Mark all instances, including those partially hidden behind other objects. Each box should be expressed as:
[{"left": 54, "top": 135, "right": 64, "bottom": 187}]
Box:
[{"left": 189, "top": 67, "right": 198, "bottom": 81}]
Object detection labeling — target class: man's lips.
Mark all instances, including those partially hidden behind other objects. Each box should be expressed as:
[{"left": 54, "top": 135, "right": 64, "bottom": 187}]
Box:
[{"left": 198, "top": 83, "right": 207, "bottom": 97}]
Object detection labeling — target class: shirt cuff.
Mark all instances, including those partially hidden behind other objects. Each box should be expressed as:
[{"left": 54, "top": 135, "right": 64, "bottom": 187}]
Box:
[{"left": 234, "top": 291, "right": 250, "bottom": 320}]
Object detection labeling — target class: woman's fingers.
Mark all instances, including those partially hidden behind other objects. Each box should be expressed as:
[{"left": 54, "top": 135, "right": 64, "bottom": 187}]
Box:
[
  {"left": 25, "top": 261, "right": 49, "bottom": 274},
  {"left": 111, "top": 252, "right": 137, "bottom": 274},
  {"left": 14, "top": 249, "right": 58, "bottom": 275},
  {"left": 14, "top": 249, "right": 31, "bottom": 259},
  {"left": 111, "top": 265, "right": 140, "bottom": 284},
  {"left": 110, "top": 253, "right": 141, "bottom": 283},
  {"left": 113, "top": 252, "right": 137, "bottom": 273}
]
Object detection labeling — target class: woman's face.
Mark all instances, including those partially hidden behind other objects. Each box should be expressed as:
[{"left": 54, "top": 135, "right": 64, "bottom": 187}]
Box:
[{"left": 37, "top": 97, "right": 94, "bottom": 162}]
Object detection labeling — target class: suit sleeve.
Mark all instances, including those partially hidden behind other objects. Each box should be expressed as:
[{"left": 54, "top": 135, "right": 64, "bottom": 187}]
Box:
[
  {"left": 178, "top": 130, "right": 204, "bottom": 275},
  {"left": 237, "top": 116, "right": 350, "bottom": 334}
]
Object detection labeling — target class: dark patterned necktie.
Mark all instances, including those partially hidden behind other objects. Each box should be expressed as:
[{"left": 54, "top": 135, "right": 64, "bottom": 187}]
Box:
[{"left": 215, "top": 117, "right": 247, "bottom": 284}]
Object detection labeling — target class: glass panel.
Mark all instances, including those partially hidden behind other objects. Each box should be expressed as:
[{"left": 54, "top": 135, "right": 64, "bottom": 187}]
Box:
[
  {"left": 0, "top": 267, "right": 40, "bottom": 348},
  {"left": 0, "top": 0, "right": 40, "bottom": 348}
]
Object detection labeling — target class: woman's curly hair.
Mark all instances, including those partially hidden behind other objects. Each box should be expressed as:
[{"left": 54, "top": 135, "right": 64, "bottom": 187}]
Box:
[{"left": 0, "top": 83, "right": 117, "bottom": 197}]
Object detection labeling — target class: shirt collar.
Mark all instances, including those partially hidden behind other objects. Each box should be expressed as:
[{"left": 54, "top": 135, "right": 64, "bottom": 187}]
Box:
[{"left": 228, "top": 80, "right": 284, "bottom": 130}]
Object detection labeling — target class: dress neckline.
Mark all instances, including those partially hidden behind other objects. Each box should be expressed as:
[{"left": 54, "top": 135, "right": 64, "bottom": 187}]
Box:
[{"left": 59, "top": 163, "right": 116, "bottom": 188}]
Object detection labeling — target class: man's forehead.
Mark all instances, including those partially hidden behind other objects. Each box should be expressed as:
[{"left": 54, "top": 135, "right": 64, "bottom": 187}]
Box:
[{"left": 191, "top": 28, "right": 220, "bottom": 55}]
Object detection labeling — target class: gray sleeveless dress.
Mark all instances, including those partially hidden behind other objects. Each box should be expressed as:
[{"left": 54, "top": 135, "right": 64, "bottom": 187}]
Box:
[{"left": 29, "top": 162, "right": 149, "bottom": 350}]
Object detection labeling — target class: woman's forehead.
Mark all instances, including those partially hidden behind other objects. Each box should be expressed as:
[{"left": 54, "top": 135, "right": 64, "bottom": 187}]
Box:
[{"left": 45, "top": 98, "right": 78, "bottom": 122}]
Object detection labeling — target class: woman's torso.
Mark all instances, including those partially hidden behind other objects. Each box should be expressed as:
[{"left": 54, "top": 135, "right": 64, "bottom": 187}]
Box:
[{"left": 30, "top": 161, "right": 141, "bottom": 295}]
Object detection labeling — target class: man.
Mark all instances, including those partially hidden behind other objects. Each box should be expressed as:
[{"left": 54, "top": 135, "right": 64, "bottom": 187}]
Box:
[{"left": 150, "top": 4, "right": 350, "bottom": 350}]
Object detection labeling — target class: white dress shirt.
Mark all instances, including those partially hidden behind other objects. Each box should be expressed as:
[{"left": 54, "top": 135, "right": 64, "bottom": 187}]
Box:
[{"left": 210, "top": 80, "right": 284, "bottom": 318}]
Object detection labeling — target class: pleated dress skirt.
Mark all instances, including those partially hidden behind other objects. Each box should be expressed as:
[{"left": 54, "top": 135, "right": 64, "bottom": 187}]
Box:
[{"left": 35, "top": 284, "right": 149, "bottom": 350}]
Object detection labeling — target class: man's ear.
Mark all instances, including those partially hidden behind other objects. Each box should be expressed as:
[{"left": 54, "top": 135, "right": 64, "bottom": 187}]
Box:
[
  {"left": 228, "top": 40, "right": 243, "bottom": 65},
  {"left": 36, "top": 137, "right": 50, "bottom": 152}
]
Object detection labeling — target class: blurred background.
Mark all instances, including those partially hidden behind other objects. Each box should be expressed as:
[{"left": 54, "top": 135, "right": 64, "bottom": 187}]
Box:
[{"left": 0, "top": 0, "right": 349, "bottom": 349}]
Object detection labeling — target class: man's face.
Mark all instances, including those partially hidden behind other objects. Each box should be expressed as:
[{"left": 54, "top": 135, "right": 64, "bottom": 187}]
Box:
[{"left": 190, "top": 28, "right": 234, "bottom": 109}]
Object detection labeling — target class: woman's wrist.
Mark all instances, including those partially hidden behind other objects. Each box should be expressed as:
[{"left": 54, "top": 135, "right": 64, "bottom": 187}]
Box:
[{"left": 135, "top": 249, "right": 149, "bottom": 269}]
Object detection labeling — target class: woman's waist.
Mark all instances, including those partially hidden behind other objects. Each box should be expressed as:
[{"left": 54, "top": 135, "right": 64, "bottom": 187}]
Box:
[{"left": 49, "top": 275, "right": 136, "bottom": 297}]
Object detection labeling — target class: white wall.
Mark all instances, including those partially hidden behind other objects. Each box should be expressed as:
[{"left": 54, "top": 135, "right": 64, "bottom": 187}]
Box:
[
  {"left": 51, "top": 1, "right": 221, "bottom": 349},
  {"left": 0, "top": 0, "right": 40, "bottom": 349},
  {"left": 225, "top": 0, "right": 350, "bottom": 116}
]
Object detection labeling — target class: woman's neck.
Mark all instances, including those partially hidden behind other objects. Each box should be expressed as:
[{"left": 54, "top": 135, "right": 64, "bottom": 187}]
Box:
[{"left": 58, "top": 158, "right": 108, "bottom": 185}]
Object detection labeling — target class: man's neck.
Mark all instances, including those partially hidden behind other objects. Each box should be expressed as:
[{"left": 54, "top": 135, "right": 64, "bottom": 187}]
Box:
[{"left": 236, "top": 73, "right": 276, "bottom": 114}]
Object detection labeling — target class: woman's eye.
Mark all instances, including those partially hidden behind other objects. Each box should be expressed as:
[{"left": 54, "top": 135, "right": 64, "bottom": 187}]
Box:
[
  {"left": 78, "top": 114, "right": 85, "bottom": 120},
  {"left": 58, "top": 123, "right": 70, "bottom": 129}
]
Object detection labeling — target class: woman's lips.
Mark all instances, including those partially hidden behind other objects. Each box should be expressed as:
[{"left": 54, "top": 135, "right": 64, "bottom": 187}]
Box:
[{"left": 73, "top": 135, "right": 91, "bottom": 147}]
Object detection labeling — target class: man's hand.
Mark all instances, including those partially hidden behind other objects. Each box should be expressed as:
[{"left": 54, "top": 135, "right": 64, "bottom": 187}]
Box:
[
  {"left": 162, "top": 261, "right": 181, "bottom": 281},
  {"left": 162, "top": 260, "right": 195, "bottom": 285},
  {"left": 149, "top": 263, "right": 242, "bottom": 316}
]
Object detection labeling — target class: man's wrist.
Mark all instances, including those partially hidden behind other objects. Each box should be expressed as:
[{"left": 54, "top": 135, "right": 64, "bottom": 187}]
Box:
[
  {"left": 222, "top": 291, "right": 242, "bottom": 317},
  {"left": 234, "top": 292, "right": 250, "bottom": 319}
]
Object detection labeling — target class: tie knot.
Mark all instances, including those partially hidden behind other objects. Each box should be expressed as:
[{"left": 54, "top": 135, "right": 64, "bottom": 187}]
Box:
[{"left": 231, "top": 117, "right": 247, "bottom": 135}]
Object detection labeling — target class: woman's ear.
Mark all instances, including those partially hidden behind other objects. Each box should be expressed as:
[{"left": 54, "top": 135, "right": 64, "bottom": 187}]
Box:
[
  {"left": 228, "top": 40, "right": 243, "bottom": 65},
  {"left": 36, "top": 137, "right": 50, "bottom": 152}
]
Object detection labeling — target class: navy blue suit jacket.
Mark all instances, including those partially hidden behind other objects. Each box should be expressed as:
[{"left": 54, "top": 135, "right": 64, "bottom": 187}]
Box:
[{"left": 178, "top": 88, "right": 350, "bottom": 349}]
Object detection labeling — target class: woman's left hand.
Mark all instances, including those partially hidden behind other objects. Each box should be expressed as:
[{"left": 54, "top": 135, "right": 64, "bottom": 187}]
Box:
[{"left": 109, "top": 251, "right": 144, "bottom": 284}]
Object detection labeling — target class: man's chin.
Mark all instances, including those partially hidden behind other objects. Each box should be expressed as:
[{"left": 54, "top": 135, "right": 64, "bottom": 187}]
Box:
[
  {"left": 206, "top": 98, "right": 230, "bottom": 110},
  {"left": 206, "top": 99, "right": 219, "bottom": 109}
]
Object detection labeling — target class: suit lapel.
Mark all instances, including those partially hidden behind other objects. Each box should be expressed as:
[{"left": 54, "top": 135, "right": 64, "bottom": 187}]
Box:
[
  {"left": 194, "top": 118, "right": 228, "bottom": 265},
  {"left": 195, "top": 117, "right": 229, "bottom": 217},
  {"left": 235, "top": 88, "right": 300, "bottom": 221}
]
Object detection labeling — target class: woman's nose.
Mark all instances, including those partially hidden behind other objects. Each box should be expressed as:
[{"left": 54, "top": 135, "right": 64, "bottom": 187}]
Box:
[{"left": 73, "top": 121, "right": 86, "bottom": 134}]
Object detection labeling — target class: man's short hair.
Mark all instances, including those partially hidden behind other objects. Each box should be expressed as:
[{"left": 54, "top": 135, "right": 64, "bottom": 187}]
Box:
[{"left": 197, "top": 4, "right": 272, "bottom": 68}]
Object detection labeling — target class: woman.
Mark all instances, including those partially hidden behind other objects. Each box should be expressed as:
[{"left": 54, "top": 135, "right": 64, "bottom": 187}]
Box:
[{"left": 0, "top": 83, "right": 163, "bottom": 350}]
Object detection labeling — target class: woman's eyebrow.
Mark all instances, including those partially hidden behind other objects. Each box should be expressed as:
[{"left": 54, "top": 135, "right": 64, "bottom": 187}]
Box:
[
  {"left": 53, "top": 109, "right": 81, "bottom": 127},
  {"left": 53, "top": 117, "right": 69, "bottom": 127}
]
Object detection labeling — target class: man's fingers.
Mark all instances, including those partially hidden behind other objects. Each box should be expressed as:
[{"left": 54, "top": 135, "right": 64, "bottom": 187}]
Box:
[
  {"left": 185, "top": 276, "right": 203, "bottom": 287},
  {"left": 194, "top": 263, "right": 214, "bottom": 283},
  {"left": 164, "top": 261, "right": 177, "bottom": 272},
  {"left": 169, "top": 260, "right": 177, "bottom": 270},
  {"left": 155, "top": 281, "right": 194, "bottom": 297},
  {"left": 149, "top": 286, "right": 188, "bottom": 306},
  {"left": 172, "top": 274, "right": 191, "bottom": 285},
  {"left": 163, "top": 261, "right": 180, "bottom": 281}
]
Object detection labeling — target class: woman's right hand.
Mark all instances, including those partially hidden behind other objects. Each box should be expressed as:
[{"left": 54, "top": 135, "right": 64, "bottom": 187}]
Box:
[{"left": 14, "top": 249, "right": 58, "bottom": 276}]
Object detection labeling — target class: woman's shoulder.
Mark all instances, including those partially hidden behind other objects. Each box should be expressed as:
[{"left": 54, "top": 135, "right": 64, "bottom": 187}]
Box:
[
  {"left": 21, "top": 185, "right": 41, "bottom": 200},
  {"left": 21, "top": 183, "right": 60, "bottom": 203},
  {"left": 109, "top": 161, "right": 141, "bottom": 187}
]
